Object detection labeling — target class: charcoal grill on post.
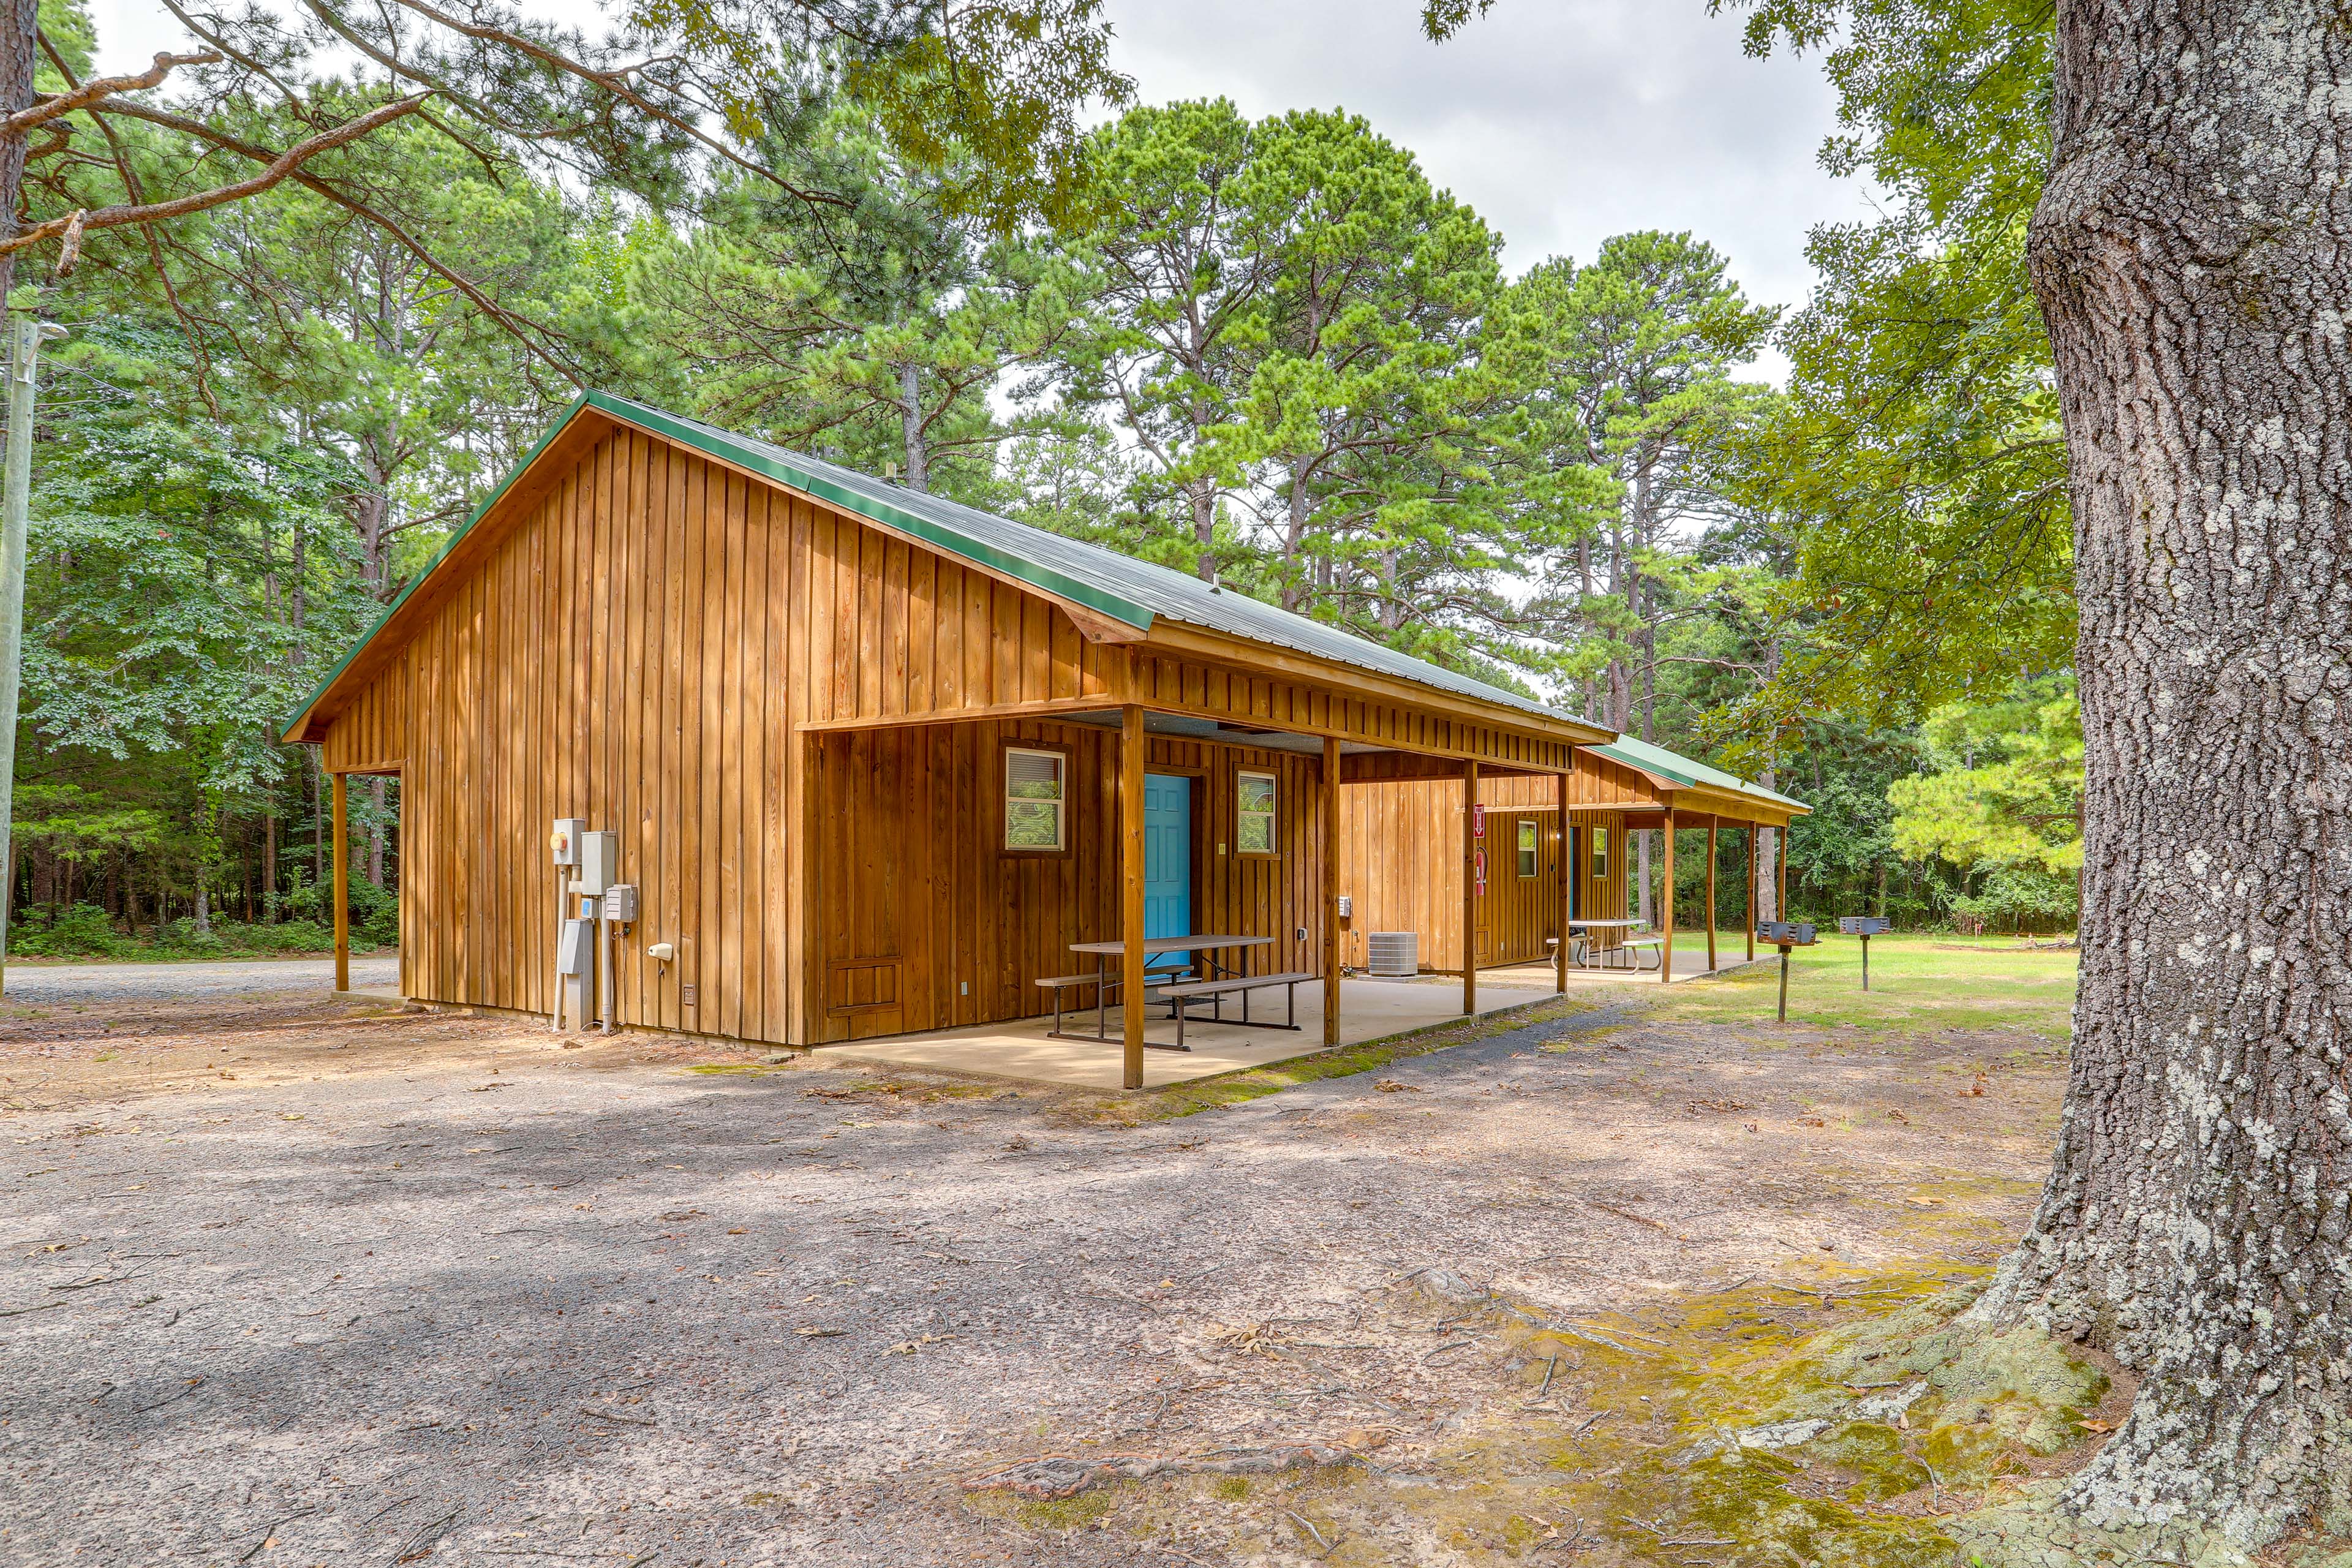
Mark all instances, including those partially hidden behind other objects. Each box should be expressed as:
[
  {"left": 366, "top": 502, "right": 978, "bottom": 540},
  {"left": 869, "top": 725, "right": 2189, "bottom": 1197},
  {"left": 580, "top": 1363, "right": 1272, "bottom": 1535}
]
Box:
[
  {"left": 1838, "top": 915, "right": 1892, "bottom": 990},
  {"left": 1755, "top": 920, "right": 1819, "bottom": 1022}
]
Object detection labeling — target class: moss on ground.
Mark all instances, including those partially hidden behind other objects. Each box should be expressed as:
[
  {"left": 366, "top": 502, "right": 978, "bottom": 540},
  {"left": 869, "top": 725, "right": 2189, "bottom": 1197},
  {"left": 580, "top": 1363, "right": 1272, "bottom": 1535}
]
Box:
[
  {"left": 1327, "top": 1265, "right": 2132, "bottom": 1566},
  {"left": 1075, "top": 992, "right": 1623, "bottom": 1124}
]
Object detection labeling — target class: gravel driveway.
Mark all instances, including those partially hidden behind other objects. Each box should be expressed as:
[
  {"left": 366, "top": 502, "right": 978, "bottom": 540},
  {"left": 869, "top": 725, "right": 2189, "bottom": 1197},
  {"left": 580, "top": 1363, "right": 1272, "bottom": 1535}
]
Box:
[
  {"left": 0, "top": 992, "right": 2057, "bottom": 1566},
  {"left": 1, "top": 955, "right": 399, "bottom": 1003}
]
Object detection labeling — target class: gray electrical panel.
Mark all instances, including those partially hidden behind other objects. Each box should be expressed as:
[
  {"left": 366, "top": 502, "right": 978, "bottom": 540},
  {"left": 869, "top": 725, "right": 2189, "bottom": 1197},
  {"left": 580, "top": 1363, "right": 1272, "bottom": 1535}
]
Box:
[
  {"left": 603, "top": 884, "right": 638, "bottom": 924},
  {"left": 557, "top": 918, "right": 594, "bottom": 976},
  {"left": 551, "top": 817, "right": 586, "bottom": 866},
  {"left": 573, "top": 831, "right": 618, "bottom": 896}
]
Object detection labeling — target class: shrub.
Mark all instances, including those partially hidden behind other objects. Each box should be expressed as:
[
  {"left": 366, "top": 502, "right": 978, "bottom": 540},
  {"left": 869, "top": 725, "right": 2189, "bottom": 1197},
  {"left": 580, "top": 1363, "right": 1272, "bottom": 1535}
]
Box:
[
  {"left": 7, "top": 903, "right": 132, "bottom": 958},
  {"left": 152, "top": 916, "right": 227, "bottom": 955}
]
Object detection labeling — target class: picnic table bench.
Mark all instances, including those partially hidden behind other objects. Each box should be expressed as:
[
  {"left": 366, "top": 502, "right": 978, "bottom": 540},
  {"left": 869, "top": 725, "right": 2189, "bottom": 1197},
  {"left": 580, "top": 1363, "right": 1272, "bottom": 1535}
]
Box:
[
  {"left": 1050, "top": 934, "right": 1276, "bottom": 1047},
  {"left": 1156, "top": 970, "right": 1318, "bottom": 1049},
  {"left": 1036, "top": 967, "right": 1197, "bottom": 1044}
]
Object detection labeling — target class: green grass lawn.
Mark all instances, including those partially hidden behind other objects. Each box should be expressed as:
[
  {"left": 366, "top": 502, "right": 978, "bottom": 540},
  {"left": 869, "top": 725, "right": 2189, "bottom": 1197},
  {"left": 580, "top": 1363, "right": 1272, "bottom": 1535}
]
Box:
[{"left": 1662, "top": 931, "right": 2079, "bottom": 1039}]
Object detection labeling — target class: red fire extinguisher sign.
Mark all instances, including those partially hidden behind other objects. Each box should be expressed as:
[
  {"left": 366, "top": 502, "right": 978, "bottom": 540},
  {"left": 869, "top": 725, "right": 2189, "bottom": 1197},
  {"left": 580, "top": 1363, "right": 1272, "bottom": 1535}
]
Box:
[{"left": 1471, "top": 803, "right": 1486, "bottom": 837}]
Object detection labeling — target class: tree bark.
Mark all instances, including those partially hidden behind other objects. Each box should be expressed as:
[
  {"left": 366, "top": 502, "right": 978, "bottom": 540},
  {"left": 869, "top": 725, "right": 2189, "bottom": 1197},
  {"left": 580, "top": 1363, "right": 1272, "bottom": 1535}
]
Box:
[
  {"left": 897, "top": 362, "right": 929, "bottom": 492},
  {"left": 0, "top": 0, "right": 36, "bottom": 303},
  {"left": 1968, "top": 0, "right": 2352, "bottom": 1544},
  {"left": 369, "top": 775, "right": 385, "bottom": 886}
]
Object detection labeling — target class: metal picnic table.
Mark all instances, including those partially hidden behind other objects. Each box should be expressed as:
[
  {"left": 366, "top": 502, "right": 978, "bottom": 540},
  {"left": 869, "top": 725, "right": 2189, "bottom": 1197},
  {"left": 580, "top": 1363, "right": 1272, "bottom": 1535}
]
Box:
[
  {"left": 1564, "top": 918, "right": 1644, "bottom": 968},
  {"left": 1053, "top": 933, "right": 1275, "bottom": 1047}
]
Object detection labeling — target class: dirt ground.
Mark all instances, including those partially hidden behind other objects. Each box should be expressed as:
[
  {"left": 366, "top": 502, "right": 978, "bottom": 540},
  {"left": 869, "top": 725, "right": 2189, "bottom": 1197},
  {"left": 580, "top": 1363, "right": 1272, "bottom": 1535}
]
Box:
[{"left": 0, "top": 971, "right": 2072, "bottom": 1566}]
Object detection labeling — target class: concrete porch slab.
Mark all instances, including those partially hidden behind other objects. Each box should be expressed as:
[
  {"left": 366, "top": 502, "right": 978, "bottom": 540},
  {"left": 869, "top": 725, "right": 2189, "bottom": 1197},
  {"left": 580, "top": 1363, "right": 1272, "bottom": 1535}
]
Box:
[{"left": 816, "top": 975, "right": 1558, "bottom": 1091}]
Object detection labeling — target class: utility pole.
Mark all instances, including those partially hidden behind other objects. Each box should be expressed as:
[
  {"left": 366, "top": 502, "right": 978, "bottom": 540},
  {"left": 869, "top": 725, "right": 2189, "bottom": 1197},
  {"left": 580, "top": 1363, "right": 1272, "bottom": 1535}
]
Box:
[{"left": 0, "top": 315, "right": 64, "bottom": 996}]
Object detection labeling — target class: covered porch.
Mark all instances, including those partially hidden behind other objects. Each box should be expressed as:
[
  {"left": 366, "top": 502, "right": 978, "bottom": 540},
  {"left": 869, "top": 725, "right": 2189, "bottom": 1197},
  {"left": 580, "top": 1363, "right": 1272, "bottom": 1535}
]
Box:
[{"left": 800, "top": 674, "right": 1632, "bottom": 1087}]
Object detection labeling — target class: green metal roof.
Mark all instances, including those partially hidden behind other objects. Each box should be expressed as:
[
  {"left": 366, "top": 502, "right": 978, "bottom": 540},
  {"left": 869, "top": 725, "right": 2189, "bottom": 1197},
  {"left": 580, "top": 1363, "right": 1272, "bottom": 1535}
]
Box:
[
  {"left": 287, "top": 390, "right": 1611, "bottom": 742},
  {"left": 1591, "top": 733, "right": 1809, "bottom": 813}
]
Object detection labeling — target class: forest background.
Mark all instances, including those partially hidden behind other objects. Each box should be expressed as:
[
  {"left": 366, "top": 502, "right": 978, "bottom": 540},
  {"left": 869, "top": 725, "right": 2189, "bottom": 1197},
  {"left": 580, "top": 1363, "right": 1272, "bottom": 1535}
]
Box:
[{"left": 2, "top": 0, "right": 2081, "bottom": 959}]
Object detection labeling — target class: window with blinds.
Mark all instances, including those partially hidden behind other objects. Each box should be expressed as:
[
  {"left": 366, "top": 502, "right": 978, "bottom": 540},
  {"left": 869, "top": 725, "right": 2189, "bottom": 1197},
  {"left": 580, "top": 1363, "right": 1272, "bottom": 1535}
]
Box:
[{"left": 1005, "top": 747, "right": 1066, "bottom": 851}]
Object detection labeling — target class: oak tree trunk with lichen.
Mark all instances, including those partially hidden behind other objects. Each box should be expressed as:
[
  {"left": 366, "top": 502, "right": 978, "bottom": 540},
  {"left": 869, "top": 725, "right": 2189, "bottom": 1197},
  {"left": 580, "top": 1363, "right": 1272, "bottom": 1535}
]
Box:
[{"left": 1969, "top": 0, "right": 2352, "bottom": 1544}]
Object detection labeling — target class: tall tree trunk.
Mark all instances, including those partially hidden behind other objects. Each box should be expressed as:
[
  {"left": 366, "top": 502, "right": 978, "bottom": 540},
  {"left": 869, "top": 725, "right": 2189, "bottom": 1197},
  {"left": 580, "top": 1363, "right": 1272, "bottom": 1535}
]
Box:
[
  {"left": 369, "top": 776, "right": 385, "bottom": 886},
  {"left": 1967, "top": 0, "right": 2352, "bottom": 1544},
  {"left": 0, "top": 0, "right": 36, "bottom": 304},
  {"left": 264, "top": 813, "right": 277, "bottom": 920},
  {"left": 1188, "top": 476, "right": 1218, "bottom": 582},
  {"left": 897, "top": 364, "right": 929, "bottom": 493},
  {"left": 311, "top": 755, "right": 323, "bottom": 891},
  {"left": 1635, "top": 830, "right": 1651, "bottom": 926}
]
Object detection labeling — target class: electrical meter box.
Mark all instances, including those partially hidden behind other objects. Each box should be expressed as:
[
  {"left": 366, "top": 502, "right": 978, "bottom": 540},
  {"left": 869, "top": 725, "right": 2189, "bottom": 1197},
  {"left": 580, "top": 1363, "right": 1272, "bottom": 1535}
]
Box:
[
  {"left": 573, "top": 831, "right": 618, "bottom": 897},
  {"left": 602, "top": 884, "right": 638, "bottom": 924},
  {"left": 556, "top": 917, "right": 594, "bottom": 976},
  {"left": 551, "top": 817, "right": 585, "bottom": 866},
  {"left": 1336, "top": 894, "right": 1352, "bottom": 919}
]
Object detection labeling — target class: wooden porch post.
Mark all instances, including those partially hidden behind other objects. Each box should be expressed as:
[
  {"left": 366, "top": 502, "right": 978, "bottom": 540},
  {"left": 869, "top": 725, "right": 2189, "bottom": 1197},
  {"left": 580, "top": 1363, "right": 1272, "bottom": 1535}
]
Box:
[
  {"left": 1555, "top": 772, "right": 1572, "bottom": 993},
  {"left": 1705, "top": 817, "right": 1719, "bottom": 971},
  {"left": 1322, "top": 737, "right": 1342, "bottom": 1045},
  {"left": 1462, "top": 758, "right": 1479, "bottom": 1015},
  {"left": 1121, "top": 705, "right": 1147, "bottom": 1090},
  {"left": 1745, "top": 824, "right": 1757, "bottom": 962},
  {"left": 331, "top": 771, "right": 349, "bottom": 993},
  {"left": 1659, "top": 809, "right": 1676, "bottom": 984}
]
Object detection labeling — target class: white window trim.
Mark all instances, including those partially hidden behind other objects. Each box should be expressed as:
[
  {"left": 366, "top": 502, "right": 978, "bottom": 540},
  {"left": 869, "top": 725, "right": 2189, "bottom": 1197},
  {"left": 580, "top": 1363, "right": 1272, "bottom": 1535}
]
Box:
[
  {"left": 1236, "top": 768, "right": 1278, "bottom": 855},
  {"left": 1004, "top": 745, "right": 1067, "bottom": 852}
]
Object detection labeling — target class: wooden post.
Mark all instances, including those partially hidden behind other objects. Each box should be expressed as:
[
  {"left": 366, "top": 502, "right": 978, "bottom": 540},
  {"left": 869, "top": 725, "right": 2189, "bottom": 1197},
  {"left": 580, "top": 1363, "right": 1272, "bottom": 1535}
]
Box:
[
  {"left": 1322, "top": 737, "right": 1343, "bottom": 1045},
  {"left": 331, "top": 771, "right": 350, "bottom": 993},
  {"left": 1659, "top": 809, "right": 1676, "bottom": 984},
  {"left": 1705, "top": 818, "right": 1719, "bottom": 971},
  {"left": 1461, "top": 758, "right": 1479, "bottom": 1015},
  {"left": 1745, "top": 824, "right": 1757, "bottom": 962},
  {"left": 1121, "top": 705, "right": 1147, "bottom": 1090},
  {"left": 1555, "top": 772, "right": 1572, "bottom": 993}
]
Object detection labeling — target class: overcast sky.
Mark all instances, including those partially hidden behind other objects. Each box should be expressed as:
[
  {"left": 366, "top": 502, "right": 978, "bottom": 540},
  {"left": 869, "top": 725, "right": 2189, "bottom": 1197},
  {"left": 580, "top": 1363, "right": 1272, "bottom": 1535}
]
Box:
[{"left": 85, "top": 0, "right": 1871, "bottom": 366}]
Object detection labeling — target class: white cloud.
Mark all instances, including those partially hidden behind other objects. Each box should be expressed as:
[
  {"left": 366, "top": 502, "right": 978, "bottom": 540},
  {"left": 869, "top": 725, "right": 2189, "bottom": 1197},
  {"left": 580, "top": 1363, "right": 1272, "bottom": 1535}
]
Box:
[{"left": 1102, "top": 0, "right": 1876, "bottom": 325}]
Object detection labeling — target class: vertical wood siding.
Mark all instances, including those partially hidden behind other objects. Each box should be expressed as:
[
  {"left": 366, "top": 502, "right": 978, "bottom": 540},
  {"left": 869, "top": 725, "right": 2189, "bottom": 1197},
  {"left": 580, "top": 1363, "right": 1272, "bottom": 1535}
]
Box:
[
  {"left": 1338, "top": 777, "right": 1631, "bottom": 972},
  {"left": 315, "top": 419, "right": 1604, "bottom": 1046},
  {"left": 805, "top": 722, "right": 1326, "bottom": 1043}
]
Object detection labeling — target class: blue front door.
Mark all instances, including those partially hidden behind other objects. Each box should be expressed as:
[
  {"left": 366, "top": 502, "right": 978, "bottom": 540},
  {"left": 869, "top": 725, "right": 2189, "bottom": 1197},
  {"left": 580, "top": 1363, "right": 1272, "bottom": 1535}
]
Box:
[{"left": 1143, "top": 774, "right": 1192, "bottom": 970}]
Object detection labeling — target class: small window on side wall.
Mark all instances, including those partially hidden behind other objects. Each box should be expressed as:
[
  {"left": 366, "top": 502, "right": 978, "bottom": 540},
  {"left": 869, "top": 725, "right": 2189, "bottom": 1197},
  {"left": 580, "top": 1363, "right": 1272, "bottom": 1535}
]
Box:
[
  {"left": 1591, "top": 826, "right": 1610, "bottom": 878},
  {"left": 1005, "top": 747, "right": 1066, "bottom": 851},
  {"left": 1236, "top": 769, "right": 1278, "bottom": 854},
  {"left": 1517, "top": 818, "right": 1539, "bottom": 878}
]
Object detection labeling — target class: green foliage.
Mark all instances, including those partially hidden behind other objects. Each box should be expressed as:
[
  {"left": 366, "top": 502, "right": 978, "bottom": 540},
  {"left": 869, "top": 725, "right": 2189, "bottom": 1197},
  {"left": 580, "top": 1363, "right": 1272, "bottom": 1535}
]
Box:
[
  {"left": 1703, "top": 0, "right": 2071, "bottom": 737},
  {"left": 1888, "top": 675, "right": 2082, "bottom": 931},
  {"left": 1488, "top": 232, "right": 1780, "bottom": 726},
  {"left": 630, "top": 105, "right": 1087, "bottom": 501},
  {"left": 9, "top": 903, "right": 132, "bottom": 958}
]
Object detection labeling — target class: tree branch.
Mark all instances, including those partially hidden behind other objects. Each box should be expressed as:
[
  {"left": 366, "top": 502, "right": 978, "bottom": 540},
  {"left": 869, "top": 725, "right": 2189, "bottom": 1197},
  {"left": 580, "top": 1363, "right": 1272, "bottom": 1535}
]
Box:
[
  {"left": 91, "top": 100, "right": 584, "bottom": 382},
  {"left": 2, "top": 50, "right": 221, "bottom": 137},
  {"left": 0, "top": 96, "right": 427, "bottom": 257},
  {"left": 313, "top": 0, "right": 850, "bottom": 211}
]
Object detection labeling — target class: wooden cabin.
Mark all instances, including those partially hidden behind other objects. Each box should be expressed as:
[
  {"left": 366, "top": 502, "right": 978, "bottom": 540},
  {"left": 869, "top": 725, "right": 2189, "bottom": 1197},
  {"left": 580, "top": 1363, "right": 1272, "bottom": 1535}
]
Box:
[
  {"left": 1342, "top": 737, "right": 1807, "bottom": 978},
  {"left": 284, "top": 391, "right": 1692, "bottom": 1087}
]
